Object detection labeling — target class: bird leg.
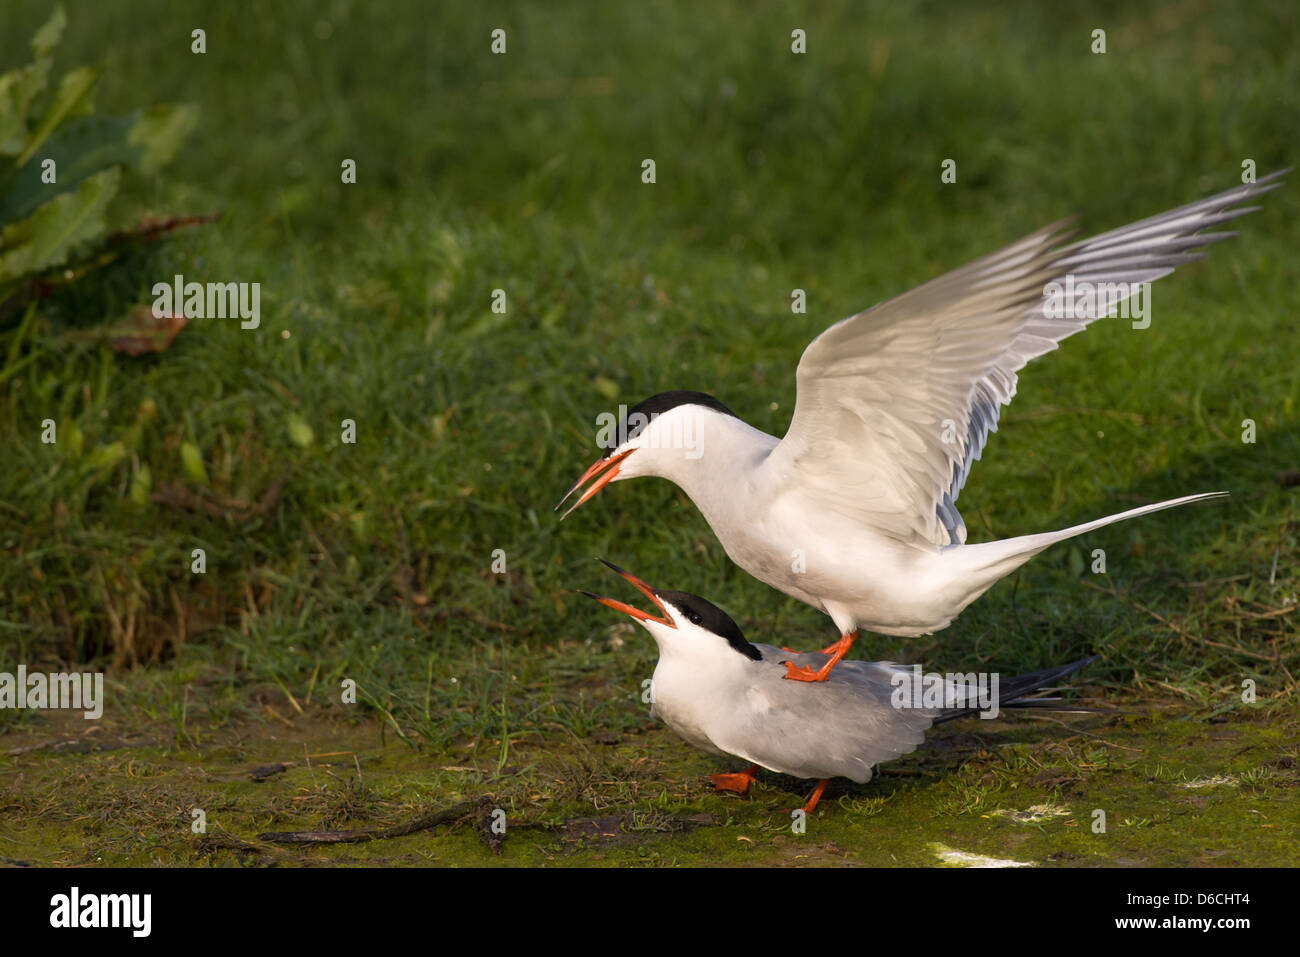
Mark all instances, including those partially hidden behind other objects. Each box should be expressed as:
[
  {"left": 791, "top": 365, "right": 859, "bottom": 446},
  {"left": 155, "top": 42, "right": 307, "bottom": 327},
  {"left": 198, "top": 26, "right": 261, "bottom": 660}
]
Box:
[
  {"left": 782, "top": 631, "right": 858, "bottom": 682},
  {"left": 780, "top": 637, "right": 847, "bottom": 655},
  {"left": 815, "top": 634, "right": 855, "bottom": 656},
  {"left": 784, "top": 779, "right": 830, "bottom": 815},
  {"left": 709, "top": 764, "right": 761, "bottom": 794},
  {"left": 800, "top": 779, "right": 830, "bottom": 814}
]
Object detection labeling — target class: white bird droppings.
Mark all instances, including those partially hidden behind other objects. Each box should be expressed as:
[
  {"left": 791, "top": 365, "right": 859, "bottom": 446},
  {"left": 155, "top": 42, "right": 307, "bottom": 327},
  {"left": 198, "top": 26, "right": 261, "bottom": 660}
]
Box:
[{"left": 930, "top": 843, "right": 1036, "bottom": 868}]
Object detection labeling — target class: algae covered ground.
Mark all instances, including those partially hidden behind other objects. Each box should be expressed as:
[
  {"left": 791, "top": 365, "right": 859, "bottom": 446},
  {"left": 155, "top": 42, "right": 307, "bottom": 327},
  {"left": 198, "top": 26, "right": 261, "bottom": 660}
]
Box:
[
  {"left": 1, "top": 1, "right": 1298, "bottom": 868},
  {"left": 3, "top": 654, "right": 1297, "bottom": 867}
]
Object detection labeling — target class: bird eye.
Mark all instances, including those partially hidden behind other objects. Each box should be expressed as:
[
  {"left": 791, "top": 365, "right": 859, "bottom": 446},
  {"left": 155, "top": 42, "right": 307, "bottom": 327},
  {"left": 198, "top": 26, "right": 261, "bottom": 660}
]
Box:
[{"left": 686, "top": 610, "right": 702, "bottom": 624}]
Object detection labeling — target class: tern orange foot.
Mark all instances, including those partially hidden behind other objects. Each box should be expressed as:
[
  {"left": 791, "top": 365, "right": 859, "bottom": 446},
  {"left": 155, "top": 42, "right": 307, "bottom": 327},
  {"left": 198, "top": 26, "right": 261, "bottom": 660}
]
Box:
[
  {"left": 709, "top": 764, "right": 761, "bottom": 795},
  {"left": 782, "top": 631, "right": 858, "bottom": 682}
]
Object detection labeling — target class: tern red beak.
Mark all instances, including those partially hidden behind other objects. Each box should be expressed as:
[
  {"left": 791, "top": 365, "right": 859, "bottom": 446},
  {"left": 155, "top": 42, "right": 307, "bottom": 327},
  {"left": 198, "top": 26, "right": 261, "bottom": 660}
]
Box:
[
  {"left": 579, "top": 559, "right": 674, "bottom": 626},
  {"left": 555, "top": 449, "right": 633, "bottom": 519}
]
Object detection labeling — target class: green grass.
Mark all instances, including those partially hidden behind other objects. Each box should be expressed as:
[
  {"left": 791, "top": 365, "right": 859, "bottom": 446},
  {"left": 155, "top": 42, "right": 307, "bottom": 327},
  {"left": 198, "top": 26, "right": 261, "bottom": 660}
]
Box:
[{"left": 0, "top": 0, "right": 1297, "bottom": 865}]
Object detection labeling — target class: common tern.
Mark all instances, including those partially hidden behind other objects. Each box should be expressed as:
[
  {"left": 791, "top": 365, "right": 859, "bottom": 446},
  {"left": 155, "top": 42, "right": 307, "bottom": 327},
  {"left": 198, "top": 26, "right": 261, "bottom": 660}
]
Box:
[
  {"left": 582, "top": 560, "right": 1096, "bottom": 814},
  {"left": 559, "top": 171, "right": 1286, "bottom": 681}
]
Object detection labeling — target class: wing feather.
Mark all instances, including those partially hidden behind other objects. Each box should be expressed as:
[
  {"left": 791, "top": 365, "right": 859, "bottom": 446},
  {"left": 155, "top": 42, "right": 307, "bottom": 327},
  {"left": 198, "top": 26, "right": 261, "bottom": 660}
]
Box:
[{"left": 766, "top": 171, "right": 1287, "bottom": 548}]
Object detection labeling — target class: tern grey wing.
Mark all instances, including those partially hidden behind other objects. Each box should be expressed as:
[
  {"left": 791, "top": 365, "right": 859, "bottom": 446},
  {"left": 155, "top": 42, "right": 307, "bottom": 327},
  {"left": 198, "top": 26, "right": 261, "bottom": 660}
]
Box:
[
  {"left": 765, "top": 170, "right": 1288, "bottom": 549},
  {"left": 718, "top": 645, "right": 940, "bottom": 782}
]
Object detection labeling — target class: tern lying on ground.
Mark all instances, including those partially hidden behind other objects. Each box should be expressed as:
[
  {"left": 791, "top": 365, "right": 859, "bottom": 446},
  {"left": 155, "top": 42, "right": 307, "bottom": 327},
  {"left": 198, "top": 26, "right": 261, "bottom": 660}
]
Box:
[{"left": 582, "top": 560, "right": 1097, "bottom": 814}]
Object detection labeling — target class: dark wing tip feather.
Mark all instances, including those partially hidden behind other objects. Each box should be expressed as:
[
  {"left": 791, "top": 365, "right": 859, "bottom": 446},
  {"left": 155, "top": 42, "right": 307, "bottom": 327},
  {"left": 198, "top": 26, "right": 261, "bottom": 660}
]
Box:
[{"left": 933, "top": 655, "right": 1100, "bottom": 724}]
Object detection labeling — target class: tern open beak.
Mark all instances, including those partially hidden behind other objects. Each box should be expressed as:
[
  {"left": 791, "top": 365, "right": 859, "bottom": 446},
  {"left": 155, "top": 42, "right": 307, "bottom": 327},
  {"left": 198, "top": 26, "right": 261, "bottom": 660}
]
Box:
[
  {"left": 555, "top": 449, "right": 633, "bottom": 519},
  {"left": 578, "top": 558, "right": 674, "bottom": 626}
]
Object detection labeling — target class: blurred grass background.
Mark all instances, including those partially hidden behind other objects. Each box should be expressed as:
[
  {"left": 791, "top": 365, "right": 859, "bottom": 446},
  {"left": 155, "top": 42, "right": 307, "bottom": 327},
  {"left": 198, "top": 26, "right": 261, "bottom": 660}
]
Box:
[{"left": 0, "top": 0, "right": 1296, "bottom": 742}]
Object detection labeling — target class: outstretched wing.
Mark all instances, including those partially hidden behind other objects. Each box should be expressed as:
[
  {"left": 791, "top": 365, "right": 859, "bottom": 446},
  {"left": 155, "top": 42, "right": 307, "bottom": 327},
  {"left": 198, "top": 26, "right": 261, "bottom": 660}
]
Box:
[{"left": 765, "top": 171, "right": 1286, "bottom": 548}]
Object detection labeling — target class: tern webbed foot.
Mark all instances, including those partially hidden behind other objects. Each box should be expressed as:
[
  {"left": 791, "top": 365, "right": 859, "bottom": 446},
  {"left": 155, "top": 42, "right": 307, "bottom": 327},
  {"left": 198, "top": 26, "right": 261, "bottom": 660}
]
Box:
[
  {"left": 781, "top": 661, "right": 827, "bottom": 681},
  {"left": 781, "top": 631, "right": 857, "bottom": 682},
  {"left": 709, "top": 764, "right": 761, "bottom": 795}
]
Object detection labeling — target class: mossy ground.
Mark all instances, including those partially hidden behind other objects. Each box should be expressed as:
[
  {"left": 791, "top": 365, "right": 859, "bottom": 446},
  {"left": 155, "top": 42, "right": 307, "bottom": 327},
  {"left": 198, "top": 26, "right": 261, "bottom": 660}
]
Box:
[{"left": 3, "top": 662, "right": 1296, "bottom": 867}]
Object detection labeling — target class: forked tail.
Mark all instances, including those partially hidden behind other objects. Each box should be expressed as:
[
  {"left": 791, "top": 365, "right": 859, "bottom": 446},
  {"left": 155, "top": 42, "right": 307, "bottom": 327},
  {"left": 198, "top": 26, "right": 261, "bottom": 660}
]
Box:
[{"left": 954, "top": 491, "right": 1227, "bottom": 596}]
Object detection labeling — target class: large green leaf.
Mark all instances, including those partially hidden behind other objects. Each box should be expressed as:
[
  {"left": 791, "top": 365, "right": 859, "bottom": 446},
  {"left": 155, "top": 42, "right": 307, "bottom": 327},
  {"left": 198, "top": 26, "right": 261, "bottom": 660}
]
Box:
[
  {"left": 15, "top": 65, "right": 101, "bottom": 168},
  {"left": 0, "top": 63, "right": 52, "bottom": 156},
  {"left": 0, "top": 6, "right": 66, "bottom": 156},
  {"left": 0, "top": 104, "right": 198, "bottom": 225},
  {"left": 0, "top": 4, "right": 197, "bottom": 313},
  {"left": 0, "top": 166, "right": 119, "bottom": 284}
]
